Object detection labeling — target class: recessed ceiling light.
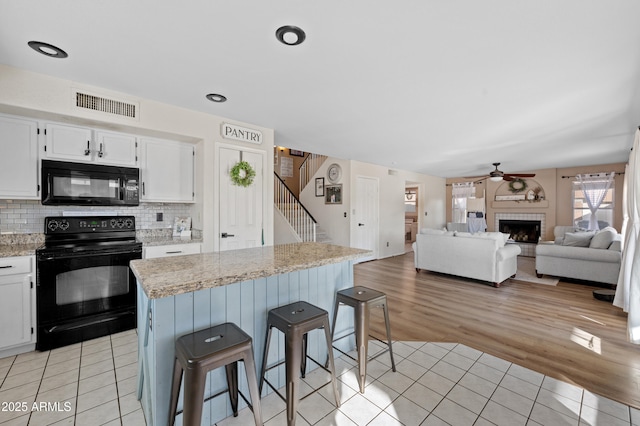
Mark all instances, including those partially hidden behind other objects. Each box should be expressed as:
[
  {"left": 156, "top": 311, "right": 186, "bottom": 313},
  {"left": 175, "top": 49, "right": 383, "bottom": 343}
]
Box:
[
  {"left": 275, "top": 26, "right": 306, "bottom": 46},
  {"left": 27, "top": 41, "right": 68, "bottom": 58},
  {"left": 206, "top": 93, "right": 227, "bottom": 103}
]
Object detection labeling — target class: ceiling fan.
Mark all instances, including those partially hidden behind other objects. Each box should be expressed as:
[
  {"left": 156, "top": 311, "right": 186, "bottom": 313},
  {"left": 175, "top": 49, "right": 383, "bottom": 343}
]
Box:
[{"left": 466, "top": 163, "right": 535, "bottom": 182}]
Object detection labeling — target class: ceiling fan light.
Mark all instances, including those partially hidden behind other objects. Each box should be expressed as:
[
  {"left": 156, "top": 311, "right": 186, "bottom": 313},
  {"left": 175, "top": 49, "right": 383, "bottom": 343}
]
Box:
[{"left": 489, "top": 176, "right": 503, "bottom": 182}]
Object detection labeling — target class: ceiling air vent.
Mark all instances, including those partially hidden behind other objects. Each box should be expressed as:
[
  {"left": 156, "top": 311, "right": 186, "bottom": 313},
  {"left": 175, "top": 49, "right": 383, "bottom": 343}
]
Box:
[{"left": 75, "top": 91, "right": 138, "bottom": 119}]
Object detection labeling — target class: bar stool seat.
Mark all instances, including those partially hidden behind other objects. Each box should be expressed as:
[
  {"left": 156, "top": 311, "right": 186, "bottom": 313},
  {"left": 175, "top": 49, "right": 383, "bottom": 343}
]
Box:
[
  {"left": 259, "top": 301, "right": 340, "bottom": 426},
  {"left": 168, "top": 322, "right": 262, "bottom": 426},
  {"left": 330, "top": 286, "right": 396, "bottom": 393}
]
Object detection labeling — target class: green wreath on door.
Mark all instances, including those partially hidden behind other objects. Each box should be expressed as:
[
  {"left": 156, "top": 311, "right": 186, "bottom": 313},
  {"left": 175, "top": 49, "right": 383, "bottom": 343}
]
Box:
[{"left": 230, "top": 161, "right": 256, "bottom": 187}]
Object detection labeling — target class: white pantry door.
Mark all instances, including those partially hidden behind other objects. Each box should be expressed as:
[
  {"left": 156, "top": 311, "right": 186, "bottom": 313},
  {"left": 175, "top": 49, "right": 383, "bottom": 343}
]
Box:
[
  {"left": 219, "top": 147, "right": 264, "bottom": 251},
  {"left": 353, "top": 176, "right": 379, "bottom": 262}
]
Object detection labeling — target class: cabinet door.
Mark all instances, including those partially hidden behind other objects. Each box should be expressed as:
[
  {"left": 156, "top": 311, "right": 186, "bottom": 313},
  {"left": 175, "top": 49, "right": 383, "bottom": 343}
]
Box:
[
  {"left": 44, "top": 123, "right": 93, "bottom": 162},
  {"left": 0, "top": 272, "right": 32, "bottom": 349},
  {"left": 95, "top": 131, "right": 138, "bottom": 166},
  {"left": 140, "top": 138, "right": 194, "bottom": 202},
  {"left": 143, "top": 243, "right": 201, "bottom": 259},
  {"left": 0, "top": 115, "right": 39, "bottom": 199}
]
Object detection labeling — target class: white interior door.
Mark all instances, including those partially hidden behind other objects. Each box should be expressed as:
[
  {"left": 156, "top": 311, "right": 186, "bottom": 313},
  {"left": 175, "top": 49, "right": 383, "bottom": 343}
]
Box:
[
  {"left": 354, "top": 176, "right": 379, "bottom": 261},
  {"left": 219, "top": 147, "right": 264, "bottom": 251}
]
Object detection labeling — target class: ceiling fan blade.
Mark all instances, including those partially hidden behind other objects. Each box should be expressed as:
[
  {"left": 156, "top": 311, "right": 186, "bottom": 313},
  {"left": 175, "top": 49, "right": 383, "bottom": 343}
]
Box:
[
  {"left": 503, "top": 175, "right": 515, "bottom": 181},
  {"left": 505, "top": 173, "right": 536, "bottom": 178},
  {"left": 462, "top": 175, "right": 489, "bottom": 179}
]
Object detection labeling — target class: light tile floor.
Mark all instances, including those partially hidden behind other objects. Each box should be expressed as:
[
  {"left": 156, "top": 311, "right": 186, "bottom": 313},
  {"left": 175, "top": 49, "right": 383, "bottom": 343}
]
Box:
[
  {"left": 0, "top": 329, "right": 144, "bottom": 426},
  {"left": 1, "top": 333, "right": 639, "bottom": 425}
]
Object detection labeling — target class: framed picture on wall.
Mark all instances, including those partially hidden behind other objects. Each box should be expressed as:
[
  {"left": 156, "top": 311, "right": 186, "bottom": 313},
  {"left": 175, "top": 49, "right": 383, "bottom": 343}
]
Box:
[
  {"left": 289, "top": 149, "right": 304, "bottom": 157},
  {"left": 315, "top": 177, "right": 325, "bottom": 197},
  {"left": 325, "top": 184, "right": 342, "bottom": 204}
]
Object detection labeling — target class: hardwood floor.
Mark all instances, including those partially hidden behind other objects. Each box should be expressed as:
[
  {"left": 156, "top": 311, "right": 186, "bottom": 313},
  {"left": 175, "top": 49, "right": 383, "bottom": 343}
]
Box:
[{"left": 355, "top": 253, "right": 640, "bottom": 410}]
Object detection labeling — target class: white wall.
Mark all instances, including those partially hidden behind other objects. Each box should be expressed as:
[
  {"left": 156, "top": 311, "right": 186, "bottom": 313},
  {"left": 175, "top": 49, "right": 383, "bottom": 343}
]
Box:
[
  {"left": 299, "top": 158, "right": 351, "bottom": 247},
  {"left": 300, "top": 156, "right": 446, "bottom": 259},
  {"left": 350, "top": 161, "right": 446, "bottom": 258},
  {"left": 0, "top": 65, "right": 275, "bottom": 252}
]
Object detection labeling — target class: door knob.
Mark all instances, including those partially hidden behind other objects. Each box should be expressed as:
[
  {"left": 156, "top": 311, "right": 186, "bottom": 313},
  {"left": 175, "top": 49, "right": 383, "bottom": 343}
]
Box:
[
  {"left": 358, "top": 223, "right": 364, "bottom": 226},
  {"left": 221, "top": 232, "right": 235, "bottom": 238}
]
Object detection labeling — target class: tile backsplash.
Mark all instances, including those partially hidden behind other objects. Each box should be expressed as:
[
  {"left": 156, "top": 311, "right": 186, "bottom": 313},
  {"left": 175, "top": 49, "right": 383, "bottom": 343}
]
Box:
[{"left": 0, "top": 199, "right": 195, "bottom": 233}]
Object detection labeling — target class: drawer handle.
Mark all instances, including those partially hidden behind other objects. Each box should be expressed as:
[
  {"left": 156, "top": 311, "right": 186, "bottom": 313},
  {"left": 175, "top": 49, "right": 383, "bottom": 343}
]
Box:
[
  {"left": 0, "top": 265, "right": 14, "bottom": 269},
  {"left": 165, "top": 251, "right": 183, "bottom": 254}
]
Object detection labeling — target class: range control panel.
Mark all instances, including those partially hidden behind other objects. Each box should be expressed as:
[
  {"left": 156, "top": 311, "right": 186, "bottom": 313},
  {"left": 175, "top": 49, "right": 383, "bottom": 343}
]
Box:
[{"left": 44, "top": 216, "right": 136, "bottom": 234}]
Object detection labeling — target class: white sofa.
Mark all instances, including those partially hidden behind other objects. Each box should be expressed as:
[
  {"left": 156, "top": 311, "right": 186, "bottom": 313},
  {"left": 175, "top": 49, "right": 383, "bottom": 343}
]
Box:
[
  {"left": 535, "top": 226, "right": 622, "bottom": 285},
  {"left": 412, "top": 229, "right": 521, "bottom": 287}
]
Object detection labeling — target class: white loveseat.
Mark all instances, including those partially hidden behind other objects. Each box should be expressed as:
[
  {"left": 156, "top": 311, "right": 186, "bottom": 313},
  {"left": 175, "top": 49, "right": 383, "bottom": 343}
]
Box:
[
  {"left": 535, "top": 226, "right": 622, "bottom": 285},
  {"left": 412, "top": 229, "right": 521, "bottom": 287}
]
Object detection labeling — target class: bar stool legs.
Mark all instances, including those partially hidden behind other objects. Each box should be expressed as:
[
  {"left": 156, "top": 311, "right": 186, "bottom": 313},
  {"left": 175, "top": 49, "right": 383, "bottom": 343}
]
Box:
[
  {"left": 260, "top": 301, "right": 340, "bottom": 426},
  {"left": 168, "top": 322, "right": 263, "bottom": 426},
  {"left": 330, "top": 286, "right": 396, "bottom": 393}
]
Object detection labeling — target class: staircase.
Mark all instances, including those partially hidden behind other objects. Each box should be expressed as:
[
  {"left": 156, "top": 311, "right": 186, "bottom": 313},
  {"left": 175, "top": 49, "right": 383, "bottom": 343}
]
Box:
[
  {"left": 299, "top": 153, "right": 327, "bottom": 193},
  {"left": 314, "top": 226, "right": 332, "bottom": 243},
  {"left": 274, "top": 173, "right": 317, "bottom": 242}
]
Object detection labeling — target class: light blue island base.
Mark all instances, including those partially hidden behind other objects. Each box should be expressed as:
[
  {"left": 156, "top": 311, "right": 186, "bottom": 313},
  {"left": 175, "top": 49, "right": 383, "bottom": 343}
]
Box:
[{"left": 137, "top": 261, "right": 356, "bottom": 426}]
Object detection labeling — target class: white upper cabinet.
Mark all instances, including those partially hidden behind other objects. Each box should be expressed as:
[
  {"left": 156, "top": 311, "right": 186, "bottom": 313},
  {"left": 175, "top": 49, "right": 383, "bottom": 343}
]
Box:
[
  {"left": 94, "top": 130, "right": 138, "bottom": 166},
  {"left": 44, "top": 122, "right": 94, "bottom": 162},
  {"left": 0, "top": 114, "right": 39, "bottom": 199},
  {"left": 140, "top": 137, "right": 194, "bottom": 203},
  {"left": 44, "top": 123, "right": 138, "bottom": 166}
]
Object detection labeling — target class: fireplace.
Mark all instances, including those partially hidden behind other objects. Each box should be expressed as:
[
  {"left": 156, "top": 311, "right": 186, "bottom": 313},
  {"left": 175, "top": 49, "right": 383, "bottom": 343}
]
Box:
[{"left": 499, "top": 220, "right": 541, "bottom": 244}]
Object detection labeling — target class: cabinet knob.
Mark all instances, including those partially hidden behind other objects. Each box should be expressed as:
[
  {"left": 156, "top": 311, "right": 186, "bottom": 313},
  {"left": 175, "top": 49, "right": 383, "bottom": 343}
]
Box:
[
  {"left": 84, "top": 140, "right": 91, "bottom": 156},
  {"left": 98, "top": 143, "right": 104, "bottom": 158}
]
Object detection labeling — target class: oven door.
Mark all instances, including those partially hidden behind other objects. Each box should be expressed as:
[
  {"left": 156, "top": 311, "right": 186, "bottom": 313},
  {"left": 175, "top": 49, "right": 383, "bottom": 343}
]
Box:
[{"left": 36, "top": 247, "right": 141, "bottom": 350}]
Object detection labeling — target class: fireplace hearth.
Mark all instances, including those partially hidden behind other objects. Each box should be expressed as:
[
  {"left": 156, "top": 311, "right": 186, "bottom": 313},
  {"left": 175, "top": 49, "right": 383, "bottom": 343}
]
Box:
[{"left": 499, "top": 220, "right": 541, "bottom": 244}]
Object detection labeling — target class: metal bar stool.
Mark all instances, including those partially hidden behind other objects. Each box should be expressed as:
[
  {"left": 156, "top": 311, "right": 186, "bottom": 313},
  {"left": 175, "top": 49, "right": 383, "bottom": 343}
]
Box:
[
  {"left": 168, "top": 322, "right": 263, "bottom": 426},
  {"left": 330, "top": 286, "right": 396, "bottom": 393},
  {"left": 259, "top": 301, "right": 340, "bottom": 426}
]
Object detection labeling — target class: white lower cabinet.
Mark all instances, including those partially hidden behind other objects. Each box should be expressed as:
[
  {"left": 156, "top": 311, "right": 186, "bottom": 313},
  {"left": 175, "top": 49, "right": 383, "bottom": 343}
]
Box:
[
  {"left": 0, "top": 256, "right": 35, "bottom": 355},
  {"left": 143, "top": 243, "right": 201, "bottom": 259}
]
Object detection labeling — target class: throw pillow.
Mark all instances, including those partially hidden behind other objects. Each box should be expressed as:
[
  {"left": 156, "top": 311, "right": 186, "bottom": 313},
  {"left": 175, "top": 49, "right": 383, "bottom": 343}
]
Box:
[
  {"left": 454, "top": 232, "right": 473, "bottom": 238},
  {"left": 422, "top": 228, "right": 446, "bottom": 235},
  {"left": 589, "top": 227, "right": 617, "bottom": 249},
  {"left": 562, "top": 232, "right": 595, "bottom": 247}
]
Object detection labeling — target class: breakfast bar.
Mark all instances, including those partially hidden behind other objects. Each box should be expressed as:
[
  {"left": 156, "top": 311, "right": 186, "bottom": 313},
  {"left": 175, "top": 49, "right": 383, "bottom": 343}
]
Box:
[{"left": 131, "top": 242, "right": 370, "bottom": 426}]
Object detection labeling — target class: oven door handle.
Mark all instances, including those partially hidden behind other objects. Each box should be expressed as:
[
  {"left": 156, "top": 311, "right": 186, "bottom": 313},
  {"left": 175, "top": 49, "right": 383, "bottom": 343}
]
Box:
[{"left": 39, "top": 249, "right": 142, "bottom": 261}]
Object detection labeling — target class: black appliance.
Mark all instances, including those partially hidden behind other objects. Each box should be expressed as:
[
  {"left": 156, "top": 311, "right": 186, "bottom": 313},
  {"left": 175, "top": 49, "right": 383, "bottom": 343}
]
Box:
[
  {"left": 41, "top": 160, "right": 139, "bottom": 206},
  {"left": 36, "top": 216, "right": 141, "bottom": 350}
]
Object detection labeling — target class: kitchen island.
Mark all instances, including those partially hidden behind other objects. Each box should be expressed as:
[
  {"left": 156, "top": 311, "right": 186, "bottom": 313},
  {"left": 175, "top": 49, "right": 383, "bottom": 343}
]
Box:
[{"left": 131, "top": 242, "right": 370, "bottom": 426}]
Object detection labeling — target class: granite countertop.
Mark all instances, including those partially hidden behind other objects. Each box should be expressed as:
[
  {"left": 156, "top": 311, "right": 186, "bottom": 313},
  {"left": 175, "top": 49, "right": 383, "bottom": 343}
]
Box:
[
  {"left": 131, "top": 242, "right": 371, "bottom": 299},
  {"left": 0, "top": 233, "right": 44, "bottom": 258},
  {"left": 0, "top": 243, "right": 42, "bottom": 258}
]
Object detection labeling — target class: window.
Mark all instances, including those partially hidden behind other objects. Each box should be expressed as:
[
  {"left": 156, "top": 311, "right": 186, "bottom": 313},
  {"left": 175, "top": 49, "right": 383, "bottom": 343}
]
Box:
[
  {"left": 572, "top": 173, "right": 615, "bottom": 230},
  {"left": 452, "top": 182, "right": 474, "bottom": 223},
  {"left": 405, "top": 188, "right": 417, "bottom": 213}
]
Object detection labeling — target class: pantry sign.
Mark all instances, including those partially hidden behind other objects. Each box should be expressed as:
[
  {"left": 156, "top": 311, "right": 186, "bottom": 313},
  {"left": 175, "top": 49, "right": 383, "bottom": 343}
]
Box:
[{"left": 221, "top": 123, "right": 263, "bottom": 145}]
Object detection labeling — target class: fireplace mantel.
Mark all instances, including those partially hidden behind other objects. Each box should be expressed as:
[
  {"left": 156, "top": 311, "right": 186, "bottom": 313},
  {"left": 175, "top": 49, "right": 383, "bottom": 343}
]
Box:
[{"left": 491, "top": 200, "right": 549, "bottom": 209}]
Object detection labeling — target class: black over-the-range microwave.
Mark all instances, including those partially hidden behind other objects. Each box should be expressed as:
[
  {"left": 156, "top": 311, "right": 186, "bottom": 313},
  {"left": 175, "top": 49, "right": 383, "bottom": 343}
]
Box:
[{"left": 41, "top": 160, "right": 140, "bottom": 206}]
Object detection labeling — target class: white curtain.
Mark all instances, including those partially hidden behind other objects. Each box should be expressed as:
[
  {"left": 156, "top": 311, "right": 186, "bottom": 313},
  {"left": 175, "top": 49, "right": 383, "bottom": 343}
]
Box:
[
  {"left": 576, "top": 172, "right": 615, "bottom": 230},
  {"left": 452, "top": 182, "right": 475, "bottom": 223},
  {"left": 614, "top": 129, "right": 640, "bottom": 344}
]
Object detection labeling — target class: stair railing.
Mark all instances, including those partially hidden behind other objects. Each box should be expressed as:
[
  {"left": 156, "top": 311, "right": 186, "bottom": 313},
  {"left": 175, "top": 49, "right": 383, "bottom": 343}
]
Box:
[
  {"left": 299, "top": 153, "right": 328, "bottom": 193},
  {"left": 274, "top": 173, "right": 317, "bottom": 242}
]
